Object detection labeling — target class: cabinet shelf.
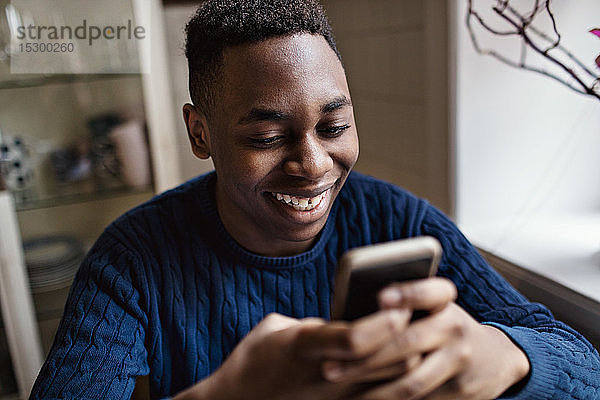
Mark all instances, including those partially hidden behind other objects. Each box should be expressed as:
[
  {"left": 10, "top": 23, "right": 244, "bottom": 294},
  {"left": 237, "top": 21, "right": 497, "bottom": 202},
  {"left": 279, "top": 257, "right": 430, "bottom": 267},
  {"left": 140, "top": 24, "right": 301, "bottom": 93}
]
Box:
[
  {"left": 0, "top": 72, "right": 140, "bottom": 90},
  {"left": 14, "top": 183, "right": 153, "bottom": 212}
]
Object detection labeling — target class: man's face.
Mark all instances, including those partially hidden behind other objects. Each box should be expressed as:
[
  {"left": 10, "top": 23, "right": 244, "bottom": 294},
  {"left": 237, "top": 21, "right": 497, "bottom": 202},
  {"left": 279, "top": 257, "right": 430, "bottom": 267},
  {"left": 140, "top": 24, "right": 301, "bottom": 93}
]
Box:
[{"left": 186, "top": 33, "right": 359, "bottom": 256}]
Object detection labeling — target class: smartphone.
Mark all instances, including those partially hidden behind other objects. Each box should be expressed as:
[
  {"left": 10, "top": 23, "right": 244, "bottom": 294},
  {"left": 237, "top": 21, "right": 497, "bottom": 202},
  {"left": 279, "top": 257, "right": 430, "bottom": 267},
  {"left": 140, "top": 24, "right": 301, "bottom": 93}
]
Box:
[{"left": 331, "top": 236, "right": 442, "bottom": 321}]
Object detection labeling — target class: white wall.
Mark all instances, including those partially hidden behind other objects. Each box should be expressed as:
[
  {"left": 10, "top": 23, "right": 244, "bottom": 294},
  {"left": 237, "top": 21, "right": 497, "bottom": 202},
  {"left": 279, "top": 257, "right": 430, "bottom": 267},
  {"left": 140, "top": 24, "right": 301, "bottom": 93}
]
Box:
[
  {"left": 455, "top": 0, "right": 600, "bottom": 226},
  {"left": 453, "top": 0, "right": 600, "bottom": 301}
]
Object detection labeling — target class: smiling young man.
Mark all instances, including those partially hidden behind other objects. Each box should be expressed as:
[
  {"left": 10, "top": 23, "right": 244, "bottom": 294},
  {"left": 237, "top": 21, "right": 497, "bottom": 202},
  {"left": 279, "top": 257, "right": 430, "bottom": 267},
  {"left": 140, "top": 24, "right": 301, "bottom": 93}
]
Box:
[
  {"left": 183, "top": 32, "right": 358, "bottom": 257},
  {"left": 29, "top": 1, "right": 600, "bottom": 399}
]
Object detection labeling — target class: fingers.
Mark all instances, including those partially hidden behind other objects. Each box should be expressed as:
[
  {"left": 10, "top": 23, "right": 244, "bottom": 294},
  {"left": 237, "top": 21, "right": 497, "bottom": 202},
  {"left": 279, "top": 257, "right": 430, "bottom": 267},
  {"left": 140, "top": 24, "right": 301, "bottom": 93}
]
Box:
[
  {"left": 254, "top": 310, "right": 412, "bottom": 366},
  {"left": 378, "top": 277, "right": 457, "bottom": 312},
  {"left": 253, "top": 313, "right": 302, "bottom": 334},
  {"left": 323, "top": 304, "right": 466, "bottom": 382},
  {"left": 294, "top": 322, "right": 354, "bottom": 360},
  {"left": 353, "top": 343, "right": 470, "bottom": 400},
  {"left": 381, "top": 303, "right": 468, "bottom": 357},
  {"left": 324, "top": 355, "right": 421, "bottom": 384},
  {"left": 300, "top": 309, "right": 411, "bottom": 361},
  {"left": 320, "top": 309, "right": 412, "bottom": 381},
  {"left": 355, "top": 355, "right": 421, "bottom": 383},
  {"left": 348, "top": 308, "right": 412, "bottom": 358}
]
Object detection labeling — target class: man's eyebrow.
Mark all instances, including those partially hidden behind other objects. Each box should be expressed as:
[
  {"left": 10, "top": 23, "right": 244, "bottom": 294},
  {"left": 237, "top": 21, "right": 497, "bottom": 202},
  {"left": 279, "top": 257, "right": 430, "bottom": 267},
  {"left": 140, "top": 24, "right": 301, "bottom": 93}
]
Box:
[
  {"left": 321, "top": 96, "right": 352, "bottom": 114},
  {"left": 237, "top": 96, "right": 352, "bottom": 125},
  {"left": 238, "top": 108, "right": 292, "bottom": 125}
]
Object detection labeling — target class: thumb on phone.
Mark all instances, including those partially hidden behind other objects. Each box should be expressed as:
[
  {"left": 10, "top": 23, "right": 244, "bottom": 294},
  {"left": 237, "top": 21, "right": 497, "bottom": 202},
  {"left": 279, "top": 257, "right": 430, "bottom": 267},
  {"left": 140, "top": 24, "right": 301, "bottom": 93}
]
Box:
[{"left": 378, "top": 277, "right": 457, "bottom": 313}]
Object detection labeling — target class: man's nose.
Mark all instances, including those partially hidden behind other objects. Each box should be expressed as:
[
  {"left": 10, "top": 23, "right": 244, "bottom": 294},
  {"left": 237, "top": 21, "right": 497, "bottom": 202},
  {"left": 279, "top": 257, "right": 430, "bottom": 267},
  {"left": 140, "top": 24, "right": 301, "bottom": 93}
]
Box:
[{"left": 283, "top": 134, "right": 334, "bottom": 179}]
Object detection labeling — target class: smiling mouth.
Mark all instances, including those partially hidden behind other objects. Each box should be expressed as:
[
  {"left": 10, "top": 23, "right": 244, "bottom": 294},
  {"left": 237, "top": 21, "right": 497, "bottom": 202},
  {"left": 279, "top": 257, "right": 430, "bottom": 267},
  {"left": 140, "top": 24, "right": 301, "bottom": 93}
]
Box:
[{"left": 270, "top": 189, "right": 329, "bottom": 211}]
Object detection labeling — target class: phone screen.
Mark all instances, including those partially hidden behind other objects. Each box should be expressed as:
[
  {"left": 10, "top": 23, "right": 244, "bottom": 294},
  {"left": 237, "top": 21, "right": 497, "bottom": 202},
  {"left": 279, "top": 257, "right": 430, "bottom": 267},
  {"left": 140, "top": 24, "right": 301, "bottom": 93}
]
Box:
[{"left": 340, "top": 257, "right": 433, "bottom": 321}]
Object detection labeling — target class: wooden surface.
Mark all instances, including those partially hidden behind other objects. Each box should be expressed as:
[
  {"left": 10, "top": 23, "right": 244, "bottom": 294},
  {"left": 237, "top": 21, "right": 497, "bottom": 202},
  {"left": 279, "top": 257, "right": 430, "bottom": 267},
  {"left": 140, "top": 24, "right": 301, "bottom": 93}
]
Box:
[{"left": 480, "top": 249, "right": 600, "bottom": 351}]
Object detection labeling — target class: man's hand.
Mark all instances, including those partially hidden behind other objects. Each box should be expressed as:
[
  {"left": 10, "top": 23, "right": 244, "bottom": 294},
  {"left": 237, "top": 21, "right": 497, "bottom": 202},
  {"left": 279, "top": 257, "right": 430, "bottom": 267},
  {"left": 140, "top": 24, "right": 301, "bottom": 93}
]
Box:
[
  {"left": 173, "top": 310, "right": 416, "bottom": 400},
  {"left": 322, "top": 278, "right": 531, "bottom": 399}
]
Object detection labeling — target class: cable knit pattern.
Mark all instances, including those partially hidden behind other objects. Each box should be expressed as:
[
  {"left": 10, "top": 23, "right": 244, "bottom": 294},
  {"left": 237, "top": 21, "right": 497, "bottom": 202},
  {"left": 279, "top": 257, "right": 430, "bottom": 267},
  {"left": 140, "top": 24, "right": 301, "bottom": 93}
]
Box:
[{"left": 30, "top": 171, "right": 600, "bottom": 399}]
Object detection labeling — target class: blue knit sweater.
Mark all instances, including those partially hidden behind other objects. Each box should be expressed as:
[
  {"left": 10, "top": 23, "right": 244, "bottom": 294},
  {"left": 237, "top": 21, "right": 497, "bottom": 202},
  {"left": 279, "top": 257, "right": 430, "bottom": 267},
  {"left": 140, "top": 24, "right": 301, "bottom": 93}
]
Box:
[{"left": 30, "top": 171, "right": 600, "bottom": 399}]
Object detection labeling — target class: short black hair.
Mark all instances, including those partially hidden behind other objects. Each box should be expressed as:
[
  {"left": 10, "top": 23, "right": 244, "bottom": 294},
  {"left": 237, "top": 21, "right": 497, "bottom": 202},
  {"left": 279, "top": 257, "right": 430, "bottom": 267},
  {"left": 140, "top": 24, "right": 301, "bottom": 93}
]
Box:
[{"left": 185, "top": 0, "right": 340, "bottom": 118}]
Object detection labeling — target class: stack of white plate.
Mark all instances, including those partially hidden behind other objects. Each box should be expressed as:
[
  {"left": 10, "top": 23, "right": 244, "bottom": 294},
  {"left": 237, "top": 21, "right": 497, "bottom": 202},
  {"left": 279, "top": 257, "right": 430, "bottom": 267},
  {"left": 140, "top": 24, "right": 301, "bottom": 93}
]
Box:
[{"left": 23, "top": 235, "right": 84, "bottom": 293}]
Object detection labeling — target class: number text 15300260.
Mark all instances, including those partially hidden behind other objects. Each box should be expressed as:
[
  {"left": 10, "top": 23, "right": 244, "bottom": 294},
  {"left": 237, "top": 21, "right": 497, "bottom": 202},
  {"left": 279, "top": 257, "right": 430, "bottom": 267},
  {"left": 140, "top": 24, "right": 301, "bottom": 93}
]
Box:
[{"left": 18, "top": 42, "right": 75, "bottom": 53}]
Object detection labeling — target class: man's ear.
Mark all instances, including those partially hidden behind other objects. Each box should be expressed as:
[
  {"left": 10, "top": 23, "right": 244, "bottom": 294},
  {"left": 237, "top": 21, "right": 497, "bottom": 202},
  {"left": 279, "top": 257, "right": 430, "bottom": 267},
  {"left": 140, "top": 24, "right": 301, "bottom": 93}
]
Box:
[{"left": 183, "top": 103, "right": 212, "bottom": 159}]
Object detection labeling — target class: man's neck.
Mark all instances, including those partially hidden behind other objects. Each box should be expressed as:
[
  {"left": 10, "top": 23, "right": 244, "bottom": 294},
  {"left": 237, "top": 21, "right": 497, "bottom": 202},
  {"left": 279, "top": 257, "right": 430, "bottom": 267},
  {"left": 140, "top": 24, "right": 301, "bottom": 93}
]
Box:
[{"left": 215, "top": 186, "right": 315, "bottom": 257}]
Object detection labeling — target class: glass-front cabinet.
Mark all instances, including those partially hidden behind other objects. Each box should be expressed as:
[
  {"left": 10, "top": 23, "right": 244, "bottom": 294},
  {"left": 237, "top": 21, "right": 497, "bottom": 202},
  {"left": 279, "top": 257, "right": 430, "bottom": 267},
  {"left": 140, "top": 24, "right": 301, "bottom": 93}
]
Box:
[{"left": 0, "top": 0, "right": 180, "bottom": 397}]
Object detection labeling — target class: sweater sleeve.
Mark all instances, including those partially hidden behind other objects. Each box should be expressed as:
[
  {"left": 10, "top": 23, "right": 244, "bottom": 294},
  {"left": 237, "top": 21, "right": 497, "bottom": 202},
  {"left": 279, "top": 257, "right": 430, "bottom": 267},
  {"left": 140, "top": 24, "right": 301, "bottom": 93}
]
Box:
[
  {"left": 420, "top": 205, "right": 600, "bottom": 400},
  {"left": 29, "top": 235, "right": 149, "bottom": 400}
]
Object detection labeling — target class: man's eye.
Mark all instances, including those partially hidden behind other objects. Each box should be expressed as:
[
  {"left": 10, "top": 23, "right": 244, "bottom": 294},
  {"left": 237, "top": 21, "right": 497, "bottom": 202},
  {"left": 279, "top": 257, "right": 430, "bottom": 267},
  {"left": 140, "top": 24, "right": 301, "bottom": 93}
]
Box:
[
  {"left": 318, "top": 124, "right": 351, "bottom": 137},
  {"left": 249, "top": 136, "right": 283, "bottom": 148}
]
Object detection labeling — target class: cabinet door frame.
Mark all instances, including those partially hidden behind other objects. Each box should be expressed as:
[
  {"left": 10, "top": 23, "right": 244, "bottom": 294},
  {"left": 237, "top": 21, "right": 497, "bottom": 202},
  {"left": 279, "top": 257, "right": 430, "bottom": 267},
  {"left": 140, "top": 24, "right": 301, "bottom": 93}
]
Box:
[{"left": 0, "top": 190, "right": 43, "bottom": 398}]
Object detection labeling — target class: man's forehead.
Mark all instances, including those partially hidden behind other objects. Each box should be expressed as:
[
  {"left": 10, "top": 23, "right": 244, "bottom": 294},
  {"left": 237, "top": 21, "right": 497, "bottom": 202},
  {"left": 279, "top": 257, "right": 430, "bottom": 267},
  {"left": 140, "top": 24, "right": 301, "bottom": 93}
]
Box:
[
  {"left": 221, "top": 33, "right": 343, "bottom": 77},
  {"left": 212, "top": 33, "right": 350, "bottom": 122}
]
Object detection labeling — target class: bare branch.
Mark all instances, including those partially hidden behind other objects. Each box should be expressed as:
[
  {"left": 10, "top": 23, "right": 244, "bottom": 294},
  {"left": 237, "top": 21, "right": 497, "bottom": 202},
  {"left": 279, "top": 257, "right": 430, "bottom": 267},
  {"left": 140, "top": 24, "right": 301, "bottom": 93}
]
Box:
[
  {"left": 528, "top": 25, "right": 598, "bottom": 80},
  {"left": 544, "top": 0, "right": 561, "bottom": 49},
  {"left": 466, "top": 0, "right": 518, "bottom": 36},
  {"left": 466, "top": 0, "right": 600, "bottom": 101}
]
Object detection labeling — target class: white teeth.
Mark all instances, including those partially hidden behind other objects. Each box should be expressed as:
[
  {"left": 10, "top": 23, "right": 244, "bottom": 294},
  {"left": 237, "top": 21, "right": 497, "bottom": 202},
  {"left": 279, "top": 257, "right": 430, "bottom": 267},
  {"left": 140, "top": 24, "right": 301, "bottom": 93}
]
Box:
[
  {"left": 271, "top": 190, "right": 328, "bottom": 211},
  {"left": 311, "top": 193, "right": 324, "bottom": 205}
]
